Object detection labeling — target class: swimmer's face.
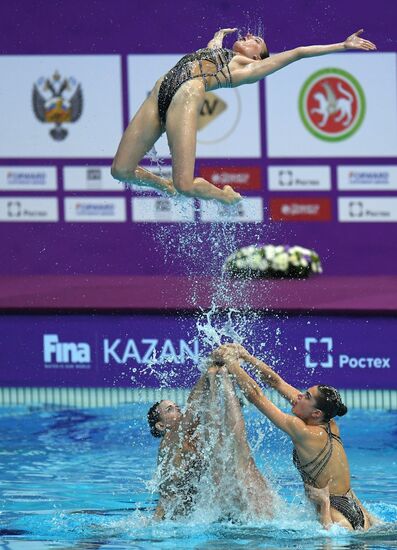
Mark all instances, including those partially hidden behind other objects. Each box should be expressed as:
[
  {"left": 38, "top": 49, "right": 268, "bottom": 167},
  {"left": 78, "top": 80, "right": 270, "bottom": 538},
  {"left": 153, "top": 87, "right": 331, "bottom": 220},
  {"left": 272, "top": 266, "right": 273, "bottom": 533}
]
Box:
[
  {"left": 232, "top": 33, "right": 268, "bottom": 60},
  {"left": 291, "top": 386, "right": 323, "bottom": 422},
  {"left": 156, "top": 400, "right": 182, "bottom": 432}
]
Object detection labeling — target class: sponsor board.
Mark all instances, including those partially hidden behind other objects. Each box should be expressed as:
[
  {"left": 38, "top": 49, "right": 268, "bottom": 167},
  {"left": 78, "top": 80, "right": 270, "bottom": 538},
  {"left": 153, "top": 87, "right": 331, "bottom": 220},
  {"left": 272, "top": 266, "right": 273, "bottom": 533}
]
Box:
[
  {"left": 0, "top": 315, "right": 395, "bottom": 389},
  {"left": 199, "top": 166, "right": 262, "bottom": 191},
  {"left": 0, "top": 55, "right": 123, "bottom": 158},
  {"left": 128, "top": 55, "right": 261, "bottom": 158},
  {"left": 0, "top": 166, "right": 57, "bottom": 191},
  {"left": 305, "top": 337, "right": 391, "bottom": 371},
  {"left": 199, "top": 197, "right": 263, "bottom": 223},
  {"left": 268, "top": 166, "right": 331, "bottom": 191},
  {"left": 266, "top": 53, "right": 397, "bottom": 157},
  {"left": 0, "top": 197, "right": 58, "bottom": 222},
  {"left": 337, "top": 166, "right": 397, "bottom": 191},
  {"left": 338, "top": 197, "right": 397, "bottom": 222},
  {"left": 64, "top": 197, "right": 126, "bottom": 222},
  {"left": 132, "top": 197, "right": 195, "bottom": 222},
  {"left": 270, "top": 198, "right": 332, "bottom": 221},
  {"left": 64, "top": 166, "right": 123, "bottom": 191}
]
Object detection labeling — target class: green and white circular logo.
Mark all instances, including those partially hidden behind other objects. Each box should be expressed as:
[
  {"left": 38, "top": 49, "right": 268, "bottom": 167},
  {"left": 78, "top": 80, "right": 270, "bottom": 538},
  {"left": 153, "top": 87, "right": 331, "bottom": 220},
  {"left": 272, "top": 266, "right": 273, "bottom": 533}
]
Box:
[{"left": 299, "top": 68, "right": 366, "bottom": 142}]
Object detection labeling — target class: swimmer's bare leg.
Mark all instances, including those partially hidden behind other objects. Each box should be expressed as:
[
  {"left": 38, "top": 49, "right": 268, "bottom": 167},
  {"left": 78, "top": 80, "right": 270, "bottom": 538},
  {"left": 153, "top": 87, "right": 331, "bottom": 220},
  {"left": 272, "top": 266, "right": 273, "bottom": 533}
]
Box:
[
  {"left": 165, "top": 90, "right": 242, "bottom": 205},
  {"left": 111, "top": 93, "right": 176, "bottom": 196},
  {"left": 219, "top": 367, "right": 273, "bottom": 517}
]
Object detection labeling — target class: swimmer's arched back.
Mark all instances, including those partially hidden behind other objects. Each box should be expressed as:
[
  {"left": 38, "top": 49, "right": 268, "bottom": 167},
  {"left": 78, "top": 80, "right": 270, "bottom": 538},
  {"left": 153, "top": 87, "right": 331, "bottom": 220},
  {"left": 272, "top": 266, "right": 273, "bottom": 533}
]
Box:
[{"left": 111, "top": 28, "right": 376, "bottom": 206}]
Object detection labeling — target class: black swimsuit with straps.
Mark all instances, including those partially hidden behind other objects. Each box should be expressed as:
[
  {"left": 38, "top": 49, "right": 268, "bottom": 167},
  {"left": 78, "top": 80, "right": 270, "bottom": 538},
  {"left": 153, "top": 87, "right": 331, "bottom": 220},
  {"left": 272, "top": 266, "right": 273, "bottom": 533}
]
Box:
[
  {"left": 293, "top": 423, "right": 365, "bottom": 530},
  {"left": 157, "top": 47, "right": 235, "bottom": 127}
]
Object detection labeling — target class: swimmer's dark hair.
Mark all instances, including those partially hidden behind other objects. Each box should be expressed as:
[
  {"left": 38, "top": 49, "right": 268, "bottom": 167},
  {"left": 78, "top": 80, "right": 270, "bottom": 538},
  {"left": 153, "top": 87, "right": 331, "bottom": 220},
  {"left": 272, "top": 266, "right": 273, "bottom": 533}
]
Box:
[
  {"left": 315, "top": 385, "right": 348, "bottom": 422},
  {"left": 260, "top": 45, "right": 269, "bottom": 60},
  {"left": 147, "top": 401, "right": 164, "bottom": 438}
]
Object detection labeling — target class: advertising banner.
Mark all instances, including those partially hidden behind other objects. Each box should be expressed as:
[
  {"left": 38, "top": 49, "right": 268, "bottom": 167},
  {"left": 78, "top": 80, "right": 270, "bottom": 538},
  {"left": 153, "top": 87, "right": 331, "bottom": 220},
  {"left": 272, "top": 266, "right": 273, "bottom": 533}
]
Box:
[
  {"left": 268, "top": 166, "right": 331, "bottom": 191},
  {"left": 0, "top": 166, "right": 57, "bottom": 191},
  {"left": 0, "top": 197, "right": 58, "bottom": 222},
  {"left": 0, "top": 55, "right": 123, "bottom": 158},
  {"left": 64, "top": 166, "right": 122, "bottom": 191},
  {"left": 0, "top": 313, "right": 395, "bottom": 390},
  {"left": 265, "top": 53, "right": 397, "bottom": 157},
  {"left": 128, "top": 55, "right": 261, "bottom": 158}
]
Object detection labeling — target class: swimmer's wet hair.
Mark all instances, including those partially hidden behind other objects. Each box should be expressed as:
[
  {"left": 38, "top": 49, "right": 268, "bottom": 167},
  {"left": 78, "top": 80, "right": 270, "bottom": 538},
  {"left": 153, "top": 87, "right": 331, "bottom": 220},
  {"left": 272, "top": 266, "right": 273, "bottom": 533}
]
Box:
[
  {"left": 147, "top": 401, "right": 164, "bottom": 438},
  {"left": 260, "top": 46, "right": 269, "bottom": 59},
  {"left": 316, "top": 385, "right": 348, "bottom": 422}
]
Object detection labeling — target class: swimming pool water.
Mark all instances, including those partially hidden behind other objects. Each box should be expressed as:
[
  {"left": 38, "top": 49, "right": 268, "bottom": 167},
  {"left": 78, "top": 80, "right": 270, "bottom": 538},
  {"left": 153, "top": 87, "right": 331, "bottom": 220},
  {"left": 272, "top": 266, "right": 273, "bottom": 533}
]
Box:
[{"left": 0, "top": 404, "right": 396, "bottom": 549}]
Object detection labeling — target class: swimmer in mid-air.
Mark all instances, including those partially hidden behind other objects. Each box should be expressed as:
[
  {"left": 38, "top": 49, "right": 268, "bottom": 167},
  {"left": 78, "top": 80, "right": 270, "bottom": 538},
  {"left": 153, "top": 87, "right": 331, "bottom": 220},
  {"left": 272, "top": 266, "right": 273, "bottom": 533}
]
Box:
[{"left": 112, "top": 28, "right": 376, "bottom": 204}]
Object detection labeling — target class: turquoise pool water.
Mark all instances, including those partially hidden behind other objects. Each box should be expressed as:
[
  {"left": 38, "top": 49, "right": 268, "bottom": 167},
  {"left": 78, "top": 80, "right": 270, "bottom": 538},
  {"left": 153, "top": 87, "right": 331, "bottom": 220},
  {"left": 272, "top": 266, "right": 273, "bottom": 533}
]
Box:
[{"left": 0, "top": 404, "right": 396, "bottom": 549}]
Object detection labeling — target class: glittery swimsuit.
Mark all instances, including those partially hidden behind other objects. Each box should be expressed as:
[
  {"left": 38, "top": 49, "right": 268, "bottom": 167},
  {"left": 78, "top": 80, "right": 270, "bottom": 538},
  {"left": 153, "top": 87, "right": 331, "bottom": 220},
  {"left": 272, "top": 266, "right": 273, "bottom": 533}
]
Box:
[
  {"left": 157, "top": 47, "right": 235, "bottom": 127},
  {"left": 293, "top": 423, "right": 365, "bottom": 530}
]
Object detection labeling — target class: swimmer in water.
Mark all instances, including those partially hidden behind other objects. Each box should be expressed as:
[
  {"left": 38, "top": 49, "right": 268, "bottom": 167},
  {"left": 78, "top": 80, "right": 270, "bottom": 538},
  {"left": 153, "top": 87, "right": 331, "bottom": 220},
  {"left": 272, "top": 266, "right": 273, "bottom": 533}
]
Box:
[
  {"left": 147, "top": 360, "right": 274, "bottom": 521},
  {"left": 214, "top": 343, "right": 379, "bottom": 530},
  {"left": 112, "top": 28, "right": 376, "bottom": 204}
]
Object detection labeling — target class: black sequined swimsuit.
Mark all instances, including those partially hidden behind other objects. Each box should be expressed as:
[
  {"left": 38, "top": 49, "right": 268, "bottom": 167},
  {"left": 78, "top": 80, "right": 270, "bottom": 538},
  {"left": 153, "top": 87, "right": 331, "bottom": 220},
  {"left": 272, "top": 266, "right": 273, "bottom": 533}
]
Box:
[
  {"left": 293, "top": 423, "right": 365, "bottom": 530},
  {"left": 157, "top": 47, "right": 235, "bottom": 127}
]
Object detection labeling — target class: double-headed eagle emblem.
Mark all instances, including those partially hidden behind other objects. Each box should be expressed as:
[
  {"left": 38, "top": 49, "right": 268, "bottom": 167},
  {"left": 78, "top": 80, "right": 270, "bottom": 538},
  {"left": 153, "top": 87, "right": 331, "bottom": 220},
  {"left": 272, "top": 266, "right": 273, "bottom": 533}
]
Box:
[{"left": 32, "top": 71, "right": 83, "bottom": 141}]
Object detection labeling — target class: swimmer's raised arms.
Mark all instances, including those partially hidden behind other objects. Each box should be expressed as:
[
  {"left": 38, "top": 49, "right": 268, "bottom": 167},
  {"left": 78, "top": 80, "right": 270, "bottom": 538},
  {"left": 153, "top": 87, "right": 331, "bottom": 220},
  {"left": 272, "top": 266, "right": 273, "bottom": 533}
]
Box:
[{"left": 112, "top": 29, "right": 376, "bottom": 205}]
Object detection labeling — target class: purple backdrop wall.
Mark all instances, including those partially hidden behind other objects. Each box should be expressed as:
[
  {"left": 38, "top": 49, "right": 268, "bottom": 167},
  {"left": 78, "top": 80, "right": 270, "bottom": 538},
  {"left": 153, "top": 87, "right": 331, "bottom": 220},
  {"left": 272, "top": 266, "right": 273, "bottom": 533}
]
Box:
[
  {"left": 0, "top": 313, "right": 395, "bottom": 389},
  {"left": 0, "top": 0, "right": 397, "bottom": 279}
]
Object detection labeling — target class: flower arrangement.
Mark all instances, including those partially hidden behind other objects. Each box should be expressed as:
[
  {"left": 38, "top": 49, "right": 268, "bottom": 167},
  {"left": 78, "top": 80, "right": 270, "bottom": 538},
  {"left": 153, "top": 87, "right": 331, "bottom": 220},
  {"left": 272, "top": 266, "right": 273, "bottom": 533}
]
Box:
[{"left": 224, "top": 245, "right": 323, "bottom": 279}]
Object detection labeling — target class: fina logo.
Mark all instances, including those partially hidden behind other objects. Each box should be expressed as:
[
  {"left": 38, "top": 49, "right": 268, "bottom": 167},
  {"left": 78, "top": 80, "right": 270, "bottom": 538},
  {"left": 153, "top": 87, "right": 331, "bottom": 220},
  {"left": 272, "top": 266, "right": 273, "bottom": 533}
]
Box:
[
  {"left": 43, "top": 334, "right": 91, "bottom": 365},
  {"left": 304, "top": 337, "right": 333, "bottom": 369}
]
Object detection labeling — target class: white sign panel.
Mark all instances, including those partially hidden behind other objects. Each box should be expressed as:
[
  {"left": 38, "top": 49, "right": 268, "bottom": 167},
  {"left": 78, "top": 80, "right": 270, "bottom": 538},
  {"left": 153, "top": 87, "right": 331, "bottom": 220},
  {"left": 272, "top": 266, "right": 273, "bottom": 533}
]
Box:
[
  {"left": 132, "top": 197, "right": 195, "bottom": 222},
  {"left": 0, "top": 197, "right": 58, "bottom": 222},
  {"left": 338, "top": 197, "right": 397, "bottom": 222},
  {"left": 337, "top": 165, "right": 397, "bottom": 191},
  {"left": 268, "top": 166, "right": 331, "bottom": 191},
  {"left": 266, "top": 53, "right": 397, "bottom": 157},
  {"left": 0, "top": 166, "right": 57, "bottom": 191},
  {"left": 64, "top": 166, "right": 122, "bottom": 191},
  {"left": 199, "top": 197, "right": 263, "bottom": 222},
  {"left": 64, "top": 197, "right": 126, "bottom": 222},
  {"left": 128, "top": 55, "right": 261, "bottom": 158},
  {"left": 0, "top": 55, "right": 123, "bottom": 158}
]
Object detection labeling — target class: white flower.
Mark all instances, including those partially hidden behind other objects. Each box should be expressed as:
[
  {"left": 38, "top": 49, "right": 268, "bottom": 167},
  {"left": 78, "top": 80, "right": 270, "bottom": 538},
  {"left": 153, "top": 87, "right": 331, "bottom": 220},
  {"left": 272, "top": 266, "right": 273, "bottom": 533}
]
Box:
[
  {"left": 300, "top": 258, "right": 308, "bottom": 268},
  {"left": 259, "top": 259, "right": 269, "bottom": 271},
  {"left": 272, "top": 254, "right": 289, "bottom": 271},
  {"left": 289, "top": 253, "right": 300, "bottom": 267},
  {"left": 274, "top": 245, "right": 285, "bottom": 254},
  {"left": 248, "top": 255, "right": 262, "bottom": 269},
  {"left": 236, "top": 259, "right": 245, "bottom": 269},
  {"left": 264, "top": 245, "right": 276, "bottom": 261}
]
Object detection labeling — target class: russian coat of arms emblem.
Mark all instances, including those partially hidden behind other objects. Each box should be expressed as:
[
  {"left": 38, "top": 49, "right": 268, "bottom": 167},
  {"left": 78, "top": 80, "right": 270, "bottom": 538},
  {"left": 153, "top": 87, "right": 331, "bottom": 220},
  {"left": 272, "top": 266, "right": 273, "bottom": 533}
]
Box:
[{"left": 32, "top": 70, "right": 83, "bottom": 141}]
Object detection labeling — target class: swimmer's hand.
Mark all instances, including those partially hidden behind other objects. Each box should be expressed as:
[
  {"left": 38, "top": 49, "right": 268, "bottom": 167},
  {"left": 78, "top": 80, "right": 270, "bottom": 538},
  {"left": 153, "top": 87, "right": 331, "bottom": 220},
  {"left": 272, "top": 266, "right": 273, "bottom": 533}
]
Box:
[
  {"left": 223, "top": 343, "right": 252, "bottom": 362},
  {"left": 305, "top": 483, "right": 332, "bottom": 530},
  {"left": 208, "top": 28, "right": 238, "bottom": 49},
  {"left": 212, "top": 345, "right": 240, "bottom": 364},
  {"left": 217, "top": 28, "right": 238, "bottom": 35},
  {"left": 343, "top": 29, "right": 377, "bottom": 51},
  {"left": 305, "top": 483, "right": 330, "bottom": 505}
]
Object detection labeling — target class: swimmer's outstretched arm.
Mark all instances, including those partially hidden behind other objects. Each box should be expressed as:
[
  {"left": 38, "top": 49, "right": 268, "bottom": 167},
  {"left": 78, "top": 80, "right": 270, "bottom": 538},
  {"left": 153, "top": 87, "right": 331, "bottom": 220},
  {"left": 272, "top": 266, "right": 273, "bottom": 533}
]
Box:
[
  {"left": 215, "top": 344, "right": 299, "bottom": 403},
  {"left": 207, "top": 28, "right": 237, "bottom": 49},
  {"left": 221, "top": 356, "right": 307, "bottom": 441},
  {"left": 240, "top": 30, "right": 376, "bottom": 84}
]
